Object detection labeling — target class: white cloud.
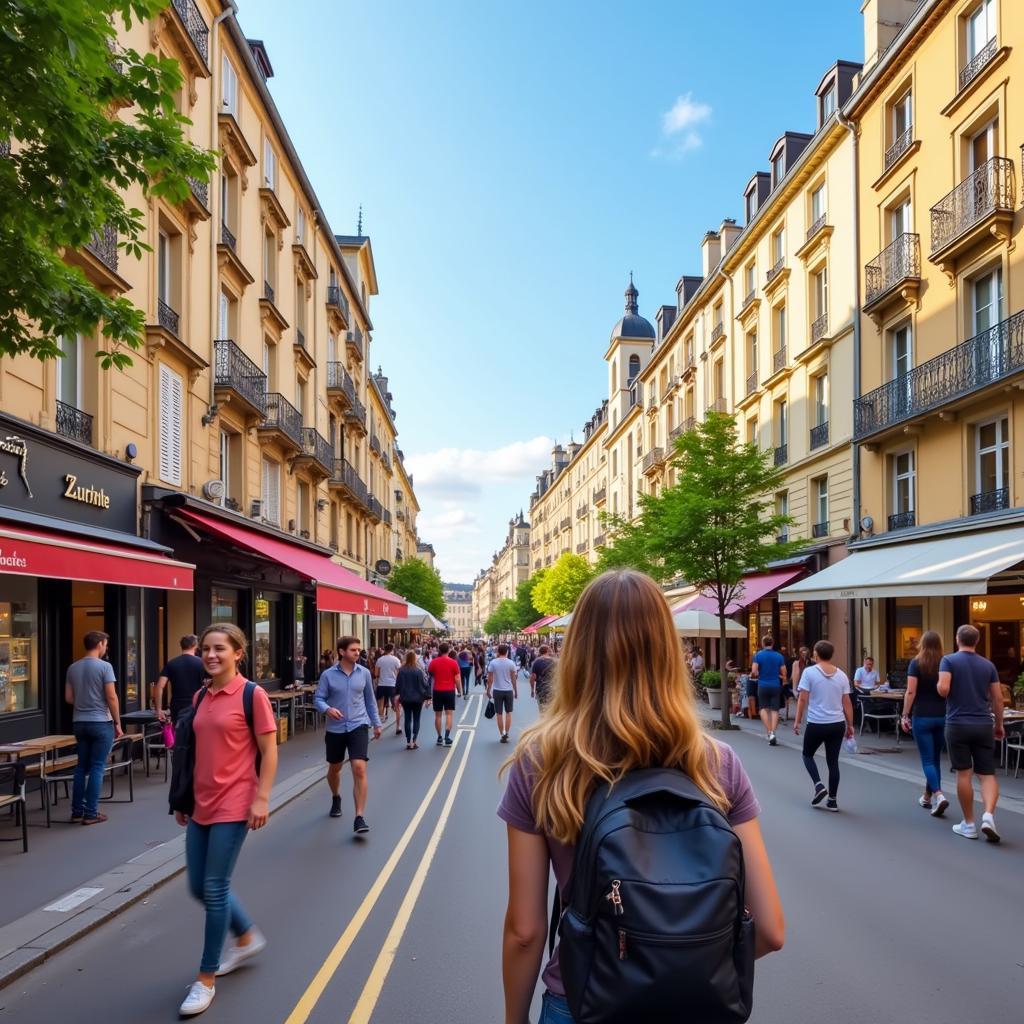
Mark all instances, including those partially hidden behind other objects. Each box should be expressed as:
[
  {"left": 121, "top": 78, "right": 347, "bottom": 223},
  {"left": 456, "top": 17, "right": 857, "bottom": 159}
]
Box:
[
  {"left": 655, "top": 93, "right": 711, "bottom": 159},
  {"left": 406, "top": 435, "right": 555, "bottom": 497}
]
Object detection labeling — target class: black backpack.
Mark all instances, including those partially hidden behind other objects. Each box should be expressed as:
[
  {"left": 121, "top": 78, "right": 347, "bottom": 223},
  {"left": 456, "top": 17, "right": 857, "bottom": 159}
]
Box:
[
  {"left": 555, "top": 768, "right": 755, "bottom": 1024},
  {"left": 168, "top": 682, "right": 260, "bottom": 816}
]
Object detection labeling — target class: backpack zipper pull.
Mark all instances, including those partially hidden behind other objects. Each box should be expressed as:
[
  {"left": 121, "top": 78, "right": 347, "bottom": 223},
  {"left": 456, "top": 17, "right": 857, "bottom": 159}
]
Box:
[
  {"left": 605, "top": 879, "right": 624, "bottom": 916},
  {"left": 618, "top": 928, "right": 628, "bottom": 960}
]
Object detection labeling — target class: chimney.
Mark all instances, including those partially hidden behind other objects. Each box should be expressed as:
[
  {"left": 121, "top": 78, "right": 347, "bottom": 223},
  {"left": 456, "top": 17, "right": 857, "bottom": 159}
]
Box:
[
  {"left": 861, "top": 0, "right": 920, "bottom": 70},
  {"left": 719, "top": 218, "right": 742, "bottom": 253},
  {"left": 701, "top": 231, "right": 722, "bottom": 277},
  {"left": 656, "top": 304, "right": 677, "bottom": 345}
]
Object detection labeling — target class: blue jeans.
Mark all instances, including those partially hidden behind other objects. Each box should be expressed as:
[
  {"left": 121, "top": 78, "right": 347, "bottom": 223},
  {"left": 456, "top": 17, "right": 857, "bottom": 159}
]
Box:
[
  {"left": 539, "top": 992, "right": 574, "bottom": 1022},
  {"left": 912, "top": 716, "right": 946, "bottom": 794},
  {"left": 72, "top": 721, "right": 114, "bottom": 819},
  {"left": 186, "top": 820, "right": 253, "bottom": 974}
]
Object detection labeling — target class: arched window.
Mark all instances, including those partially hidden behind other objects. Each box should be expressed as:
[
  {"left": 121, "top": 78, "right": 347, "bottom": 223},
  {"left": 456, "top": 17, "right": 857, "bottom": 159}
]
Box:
[{"left": 628, "top": 354, "right": 640, "bottom": 380}]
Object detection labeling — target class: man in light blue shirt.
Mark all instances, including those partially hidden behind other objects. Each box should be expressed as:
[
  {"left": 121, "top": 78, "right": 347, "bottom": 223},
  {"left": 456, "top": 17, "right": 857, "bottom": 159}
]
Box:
[{"left": 315, "top": 636, "right": 381, "bottom": 835}]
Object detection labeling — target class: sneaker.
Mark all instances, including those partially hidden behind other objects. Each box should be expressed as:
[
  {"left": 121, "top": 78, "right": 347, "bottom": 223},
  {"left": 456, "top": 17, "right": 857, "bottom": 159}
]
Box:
[
  {"left": 81, "top": 813, "right": 108, "bottom": 825},
  {"left": 353, "top": 815, "right": 369, "bottom": 835},
  {"left": 768, "top": 732, "right": 778, "bottom": 746},
  {"left": 329, "top": 795, "right": 342, "bottom": 818},
  {"left": 981, "top": 812, "right": 1000, "bottom": 844},
  {"left": 811, "top": 783, "right": 828, "bottom": 806},
  {"left": 500, "top": 733, "right": 508, "bottom": 743},
  {"left": 216, "top": 928, "right": 267, "bottom": 977},
  {"left": 179, "top": 981, "right": 215, "bottom": 1017},
  {"left": 826, "top": 799, "right": 839, "bottom": 812},
  {"left": 952, "top": 820, "right": 978, "bottom": 840},
  {"left": 444, "top": 735, "right": 453, "bottom": 746},
  {"left": 918, "top": 794, "right": 933, "bottom": 809},
  {"left": 931, "top": 794, "right": 949, "bottom": 818},
  {"left": 70, "top": 812, "right": 84, "bottom": 824}
]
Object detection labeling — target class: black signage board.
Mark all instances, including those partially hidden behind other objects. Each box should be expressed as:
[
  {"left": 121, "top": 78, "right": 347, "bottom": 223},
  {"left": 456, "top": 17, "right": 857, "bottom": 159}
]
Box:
[{"left": 0, "top": 412, "right": 140, "bottom": 535}]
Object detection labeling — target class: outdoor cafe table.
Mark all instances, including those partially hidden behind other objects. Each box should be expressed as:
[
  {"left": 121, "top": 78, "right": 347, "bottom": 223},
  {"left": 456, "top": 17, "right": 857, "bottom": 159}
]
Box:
[
  {"left": 0, "top": 736, "right": 77, "bottom": 827},
  {"left": 264, "top": 689, "right": 299, "bottom": 737}
]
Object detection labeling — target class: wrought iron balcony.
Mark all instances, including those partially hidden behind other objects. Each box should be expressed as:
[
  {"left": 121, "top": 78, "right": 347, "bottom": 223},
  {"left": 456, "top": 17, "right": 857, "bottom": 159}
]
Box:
[
  {"left": 888, "top": 510, "right": 916, "bottom": 531},
  {"left": 742, "top": 289, "right": 756, "bottom": 311},
  {"left": 576, "top": 541, "right": 588, "bottom": 554},
  {"left": 346, "top": 328, "right": 364, "bottom": 360},
  {"left": 326, "top": 284, "right": 350, "bottom": 321},
  {"left": 85, "top": 223, "right": 118, "bottom": 271},
  {"left": 682, "top": 415, "right": 697, "bottom": 433},
  {"left": 642, "top": 447, "right": 664, "bottom": 474},
  {"left": 811, "top": 312, "right": 829, "bottom": 345},
  {"left": 812, "top": 521, "right": 828, "bottom": 539},
  {"left": 382, "top": 508, "right": 392, "bottom": 526},
  {"left": 854, "top": 308, "right": 1024, "bottom": 440},
  {"left": 772, "top": 346, "right": 787, "bottom": 375},
  {"left": 214, "top": 339, "right": 267, "bottom": 417},
  {"left": 326, "top": 362, "right": 355, "bottom": 403},
  {"left": 263, "top": 280, "right": 275, "bottom": 305},
  {"left": 259, "top": 393, "right": 303, "bottom": 449},
  {"left": 299, "top": 428, "right": 333, "bottom": 476},
  {"left": 710, "top": 398, "right": 727, "bottom": 415},
  {"left": 55, "top": 400, "right": 93, "bottom": 446},
  {"left": 344, "top": 396, "right": 367, "bottom": 428},
  {"left": 959, "top": 37, "right": 997, "bottom": 92},
  {"left": 970, "top": 487, "right": 1009, "bottom": 516},
  {"left": 157, "top": 297, "right": 179, "bottom": 336},
  {"left": 774, "top": 443, "right": 788, "bottom": 466},
  {"left": 220, "top": 221, "right": 236, "bottom": 251},
  {"left": 187, "top": 175, "right": 209, "bottom": 209},
  {"left": 885, "top": 126, "right": 914, "bottom": 171},
  {"left": 170, "top": 0, "right": 209, "bottom": 62},
  {"left": 766, "top": 258, "right": 785, "bottom": 284},
  {"left": 369, "top": 434, "right": 381, "bottom": 457},
  {"left": 864, "top": 232, "right": 920, "bottom": 311},
  {"left": 330, "top": 458, "right": 368, "bottom": 505},
  {"left": 594, "top": 533, "right": 606, "bottom": 548},
  {"left": 776, "top": 532, "right": 790, "bottom": 545},
  {"left": 930, "top": 156, "right": 1015, "bottom": 258},
  {"left": 367, "top": 496, "right": 384, "bottom": 522},
  {"left": 592, "top": 486, "right": 606, "bottom": 504},
  {"left": 806, "top": 213, "right": 827, "bottom": 241},
  {"left": 560, "top": 517, "right": 571, "bottom": 532},
  {"left": 576, "top": 503, "right": 589, "bottom": 519},
  {"left": 711, "top": 321, "right": 725, "bottom": 344},
  {"left": 810, "top": 420, "right": 829, "bottom": 450},
  {"left": 381, "top": 450, "right": 392, "bottom": 473},
  {"left": 745, "top": 371, "right": 757, "bottom": 396}
]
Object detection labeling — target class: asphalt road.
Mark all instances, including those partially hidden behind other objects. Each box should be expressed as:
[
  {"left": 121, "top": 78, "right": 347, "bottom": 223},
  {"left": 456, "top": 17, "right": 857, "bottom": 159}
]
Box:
[{"left": 1, "top": 685, "right": 1021, "bottom": 1023}]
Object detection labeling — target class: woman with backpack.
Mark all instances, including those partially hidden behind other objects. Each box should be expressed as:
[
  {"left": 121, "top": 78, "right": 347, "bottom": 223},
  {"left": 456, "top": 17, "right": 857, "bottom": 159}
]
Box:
[
  {"left": 396, "top": 649, "right": 431, "bottom": 749},
  {"left": 901, "top": 630, "right": 949, "bottom": 817},
  {"left": 498, "top": 570, "right": 784, "bottom": 1024},
  {"left": 175, "top": 624, "right": 279, "bottom": 1017}
]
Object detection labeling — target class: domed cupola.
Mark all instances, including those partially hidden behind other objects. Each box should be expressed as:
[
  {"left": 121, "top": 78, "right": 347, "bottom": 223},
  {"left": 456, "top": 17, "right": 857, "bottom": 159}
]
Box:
[{"left": 609, "top": 273, "right": 656, "bottom": 343}]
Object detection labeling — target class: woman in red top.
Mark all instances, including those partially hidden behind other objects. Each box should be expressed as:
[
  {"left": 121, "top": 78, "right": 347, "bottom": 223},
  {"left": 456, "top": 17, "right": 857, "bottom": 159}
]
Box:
[{"left": 176, "top": 624, "right": 278, "bottom": 1017}]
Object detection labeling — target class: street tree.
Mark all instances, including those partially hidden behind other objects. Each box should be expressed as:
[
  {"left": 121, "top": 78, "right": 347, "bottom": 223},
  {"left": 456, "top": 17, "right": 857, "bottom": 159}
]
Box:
[
  {"left": 532, "top": 553, "right": 594, "bottom": 617},
  {"left": 388, "top": 558, "right": 446, "bottom": 620},
  {"left": 509, "top": 570, "right": 548, "bottom": 630},
  {"left": 0, "top": 0, "right": 216, "bottom": 367},
  {"left": 483, "top": 598, "right": 518, "bottom": 637}
]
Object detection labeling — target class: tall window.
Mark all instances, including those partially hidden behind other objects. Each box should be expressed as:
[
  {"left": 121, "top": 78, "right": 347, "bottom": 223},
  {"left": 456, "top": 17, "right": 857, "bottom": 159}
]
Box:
[
  {"left": 821, "top": 85, "right": 837, "bottom": 120},
  {"left": 814, "top": 476, "right": 829, "bottom": 528},
  {"left": 893, "top": 451, "right": 915, "bottom": 516},
  {"left": 893, "top": 90, "right": 912, "bottom": 140},
  {"left": 747, "top": 418, "right": 758, "bottom": 446},
  {"left": 812, "top": 267, "right": 828, "bottom": 321},
  {"left": 296, "top": 207, "right": 306, "bottom": 245},
  {"left": 774, "top": 305, "right": 786, "bottom": 356},
  {"left": 746, "top": 331, "right": 758, "bottom": 377},
  {"left": 261, "top": 457, "right": 280, "bottom": 525},
  {"left": 221, "top": 57, "right": 238, "bottom": 116},
  {"left": 157, "top": 230, "right": 171, "bottom": 305},
  {"left": 57, "top": 334, "right": 82, "bottom": 406},
  {"left": 776, "top": 399, "right": 788, "bottom": 447},
  {"left": 891, "top": 322, "right": 913, "bottom": 379},
  {"left": 772, "top": 151, "right": 785, "bottom": 187},
  {"left": 327, "top": 333, "right": 337, "bottom": 365},
  {"left": 811, "top": 183, "right": 826, "bottom": 224},
  {"left": 627, "top": 354, "right": 640, "bottom": 381},
  {"left": 297, "top": 480, "right": 310, "bottom": 535},
  {"left": 890, "top": 199, "right": 912, "bottom": 240},
  {"left": 295, "top": 377, "right": 306, "bottom": 419},
  {"left": 771, "top": 227, "right": 785, "bottom": 265},
  {"left": 263, "top": 231, "right": 275, "bottom": 292},
  {"left": 158, "top": 364, "right": 183, "bottom": 486},
  {"left": 814, "top": 374, "right": 828, "bottom": 426},
  {"left": 970, "top": 118, "right": 998, "bottom": 171},
  {"left": 967, "top": 0, "right": 997, "bottom": 61},
  {"left": 972, "top": 267, "right": 1003, "bottom": 333},
  {"left": 713, "top": 358, "right": 724, "bottom": 402},
  {"left": 976, "top": 416, "right": 1009, "bottom": 497},
  {"left": 746, "top": 191, "right": 756, "bottom": 223},
  {"left": 744, "top": 262, "right": 755, "bottom": 295},
  {"left": 263, "top": 138, "right": 276, "bottom": 189}
]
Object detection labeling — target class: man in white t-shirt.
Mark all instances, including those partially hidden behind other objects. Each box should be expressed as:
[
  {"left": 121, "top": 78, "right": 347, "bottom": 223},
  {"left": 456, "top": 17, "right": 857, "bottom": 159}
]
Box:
[
  {"left": 853, "top": 656, "right": 879, "bottom": 692},
  {"left": 690, "top": 650, "right": 705, "bottom": 677},
  {"left": 487, "top": 644, "right": 518, "bottom": 744},
  {"left": 374, "top": 644, "right": 402, "bottom": 735}
]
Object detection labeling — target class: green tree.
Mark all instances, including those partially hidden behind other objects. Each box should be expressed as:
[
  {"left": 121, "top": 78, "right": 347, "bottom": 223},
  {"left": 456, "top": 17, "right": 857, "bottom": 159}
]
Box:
[
  {"left": 532, "top": 553, "right": 594, "bottom": 616},
  {"left": 483, "top": 598, "right": 518, "bottom": 637},
  {"left": 0, "top": 0, "right": 216, "bottom": 367},
  {"left": 388, "top": 558, "right": 446, "bottom": 620},
  {"left": 509, "top": 569, "right": 548, "bottom": 630}
]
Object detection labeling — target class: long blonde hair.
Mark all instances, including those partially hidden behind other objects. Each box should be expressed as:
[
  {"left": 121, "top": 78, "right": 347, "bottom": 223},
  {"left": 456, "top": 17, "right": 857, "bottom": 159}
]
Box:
[{"left": 505, "top": 569, "right": 727, "bottom": 844}]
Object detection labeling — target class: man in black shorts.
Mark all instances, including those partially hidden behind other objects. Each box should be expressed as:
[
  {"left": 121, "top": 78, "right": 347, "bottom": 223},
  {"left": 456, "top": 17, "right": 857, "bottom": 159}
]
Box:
[
  {"left": 428, "top": 642, "right": 462, "bottom": 746},
  {"left": 314, "top": 636, "right": 382, "bottom": 835}
]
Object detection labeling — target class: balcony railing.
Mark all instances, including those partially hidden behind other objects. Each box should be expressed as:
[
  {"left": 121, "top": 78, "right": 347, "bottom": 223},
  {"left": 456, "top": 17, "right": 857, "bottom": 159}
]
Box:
[
  {"left": 326, "top": 284, "right": 350, "bottom": 321},
  {"left": 806, "top": 213, "right": 827, "bottom": 241},
  {"left": 560, "top": 517, "right": 571, "bottom": 532},
  {"left": 642, "top": 447, "right": 664, "bottom": 473},
  {"left": 959, "top": 36, "right": 997, "bottom": 92},
  {"left": 170, "top": 0, "right": 209, "bottom": 62},
  {"left": 369, "top": 434, "right": 381, "bottom": 457},
  {"left": 884, "top": 125, "right": 914, "bottom": 170},
  {"left": 742, "top": 289, "right": 756, "bottom": 310},
  {"left": 774, "top": 443, "right": 788, "bottom": 466},
  {"left": 810, "top": 420, "right": 829, "bottom": 450},
  {"left": 854, "top": 308, "right": 1024, "bottom": 439},
  {"left": 711, "top": 321, "right": 725, "bottom": 344},
  {"left": 709, "top": 398, "right": 727, "bottom": 415},
  {"left": 864, "top": 232, "right": 920, "bottom": 307},
  {"left": 930, "top": 156, "right": 1015, "bottom": 257},
  {"left": 326, "top": 362, "right": 355, "bottom": 400},
  {"left": 812, "top": 521, "right": 828, "bottom": 539},
  {"left": 295, "top": 327, "right": 306, "bottom": 351},
  {"left": 594, "top": 533, "right": 606, "bottom": 548},
  {"left": 575, "top": 541, "right": 587, "bottom": 554},
  {"left": 576, "top": 503, "right": 589, "bottom": 519},
  {"left": 331, "top": 458, "right": 368, "bottom": 505},
  {"left": 345, "top": 396, "right": 367, "bottom": 427},
  {"left": 261, "top": 393, "right": 303, "bottom": 448},
  {"left": 682, "top": 415, "right": 697, "bottom": 433},
  {"left": 187, "top": 175, "right": 209, "bottom": 209},
  {"left": 382, "top": 508, "right": 392, "bottom": 526},
  {"left": 381, "top": 450, "right": 392, "bottom": 473},
  {"left": 300, "top": 428, "right": 333, "bottom": 475},
  {"left": 55, "top": 400, "right": 93, "bottom": 446},
  {"left": 745, "top": 371, "right": 757, "bottom": 396},
  {"left": 888, "top": 510, "right": 916, "bottom": 531},
  {"left": 811, "top": 312, "right": 829, "bottom": 345},
  {"left": 214, "top": 339, "right": 267, "bottom": 416},
  {"left": 85, "top": 223, "right": 118, "bottom": 271},
  {"left": 970, "top": 487, "right": 1009, "bottom": 516},
  {"left": 593, "top": 486, "right": 607, "bottom": 504},
  {"left": 220, "top": 221, "right": 236, "bottom": 251},
  {"left": 766, "top": 258, "right": 785, "bottom": 284},
  {"left": 263, "top": 280, "right": 275, "bottom": 305},
  {"left": 347, "top": 328, "right": 364, "bottom": 360},
  {"left": 367, "top": 496, "right": 384, "bottom": 521},
  {"left": 772, "top": 346, "right": 787, "bottom": 375},
  {"left": 157, "top": 297, "right": 179, "bottom": 336}
]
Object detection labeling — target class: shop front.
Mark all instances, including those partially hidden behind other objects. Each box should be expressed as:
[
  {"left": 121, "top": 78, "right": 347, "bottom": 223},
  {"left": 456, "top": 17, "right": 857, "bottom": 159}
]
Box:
[{"left": 0, "top": 413, "right": 193, "bottom": 742}]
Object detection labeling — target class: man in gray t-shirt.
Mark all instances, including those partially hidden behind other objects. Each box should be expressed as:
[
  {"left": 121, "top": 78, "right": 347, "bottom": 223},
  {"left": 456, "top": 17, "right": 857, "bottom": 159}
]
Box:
[
  {"left": 64, "top": 631, "right": 122, "bottom": 824},
  {"left": 487, "top": 645, "right": 519, "bottom": 743}
]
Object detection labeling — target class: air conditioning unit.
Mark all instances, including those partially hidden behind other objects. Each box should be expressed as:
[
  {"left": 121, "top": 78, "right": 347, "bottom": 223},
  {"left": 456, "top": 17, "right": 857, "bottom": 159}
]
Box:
[{"left": 202, "top": 479, "right": 225, "bottom": 501}]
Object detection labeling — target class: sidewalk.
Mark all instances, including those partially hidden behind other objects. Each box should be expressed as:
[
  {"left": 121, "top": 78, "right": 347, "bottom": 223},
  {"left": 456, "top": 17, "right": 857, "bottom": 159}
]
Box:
[{"left": 0, "top": 726, "right": 329, "bottom": 988}]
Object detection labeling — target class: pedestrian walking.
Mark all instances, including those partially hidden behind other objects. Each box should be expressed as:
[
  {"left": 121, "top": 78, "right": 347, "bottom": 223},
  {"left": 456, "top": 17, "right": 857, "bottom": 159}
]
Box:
[
  {"left": 176, "top": 624, "right": 278, "bottom": 1018},
  {"left": 314, "top": 636, "right": 381, "bottom": 835},
  {"left": 498, "top": 570, "right": 783, "bottom": 1024},
  {"left": 938, "top": 624, "right": 1004, "bottom": 842},
  {"left": 792, "top": 640, "right": 854, "bottom": 811},
  {"left": 154, "top": 634, "right": 205, "bottom": 726},
  {"left": 750, "top": 635, "right": 787, "bottom": 745},
  {"left": 901, "top": 631, "right": 949, "bottom": 818},
  {"left": 487, "top": 643, "right": 518, "bottom": 743},
  {"left": 429, "top": 642, "right": 462, "bottom": 746},
  {"left": 64, "top": 630, "right": 123, "bottom": 825},
  {"left": 457, "top": 645, "right": 473, "bottom": 700},
  {"left": 373, "top": 643, "right": 402, "bottom": 736},
  {"left": 395, "top": 650, "right": 430, "bottom": 749},
  {"left": 529, "top": 644, "right": 556, "bottom": 707}
]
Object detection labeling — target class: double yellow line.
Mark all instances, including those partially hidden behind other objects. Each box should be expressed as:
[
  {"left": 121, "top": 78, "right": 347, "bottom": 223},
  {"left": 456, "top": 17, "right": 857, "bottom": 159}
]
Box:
[{"left": 284, "top": 728, "right": 476, "bottom": 1024}]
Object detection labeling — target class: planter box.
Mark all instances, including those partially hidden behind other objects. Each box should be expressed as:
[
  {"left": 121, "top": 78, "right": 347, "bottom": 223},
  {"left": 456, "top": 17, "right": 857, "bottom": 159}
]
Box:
[{"left": 707, "top": 688, "right": 723, "bottom": 710}]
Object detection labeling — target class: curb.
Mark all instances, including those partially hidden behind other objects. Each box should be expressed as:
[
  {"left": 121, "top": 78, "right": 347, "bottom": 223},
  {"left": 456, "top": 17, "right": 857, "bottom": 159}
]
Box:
[{"left": 0, "top": 762, "right": 325, "bottom": 991}]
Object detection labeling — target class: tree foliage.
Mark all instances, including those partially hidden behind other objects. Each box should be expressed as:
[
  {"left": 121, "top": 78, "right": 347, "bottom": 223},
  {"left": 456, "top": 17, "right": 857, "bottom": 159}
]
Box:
[
  {"left": 532, "top": 553, "right": 594, "bottom": 616},
  {"left": 483, "top": 598, "right": 518, "bottom": 637},
  {"left": 0, "top": 0, "right": 217, "bottom": 367},
  {"left": 388, "top": 558, "right": 446, "bottom": 620},
  {"left": 509, "top": 569, "right": 548, "bottom": 630}
]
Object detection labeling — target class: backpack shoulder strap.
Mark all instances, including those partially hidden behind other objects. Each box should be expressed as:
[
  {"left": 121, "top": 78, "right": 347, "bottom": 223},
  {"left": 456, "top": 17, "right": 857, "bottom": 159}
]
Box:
[{"left": 242, "top": 681, "right": 256, "bottom": 742}]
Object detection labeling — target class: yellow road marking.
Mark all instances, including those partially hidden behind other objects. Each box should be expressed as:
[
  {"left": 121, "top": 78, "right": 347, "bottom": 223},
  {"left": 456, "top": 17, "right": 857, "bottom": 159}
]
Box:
[
  {"left": 347, "top": 729, "right": 476, "bottom": 1023},
  {"left": 283, "top": 732, "right": 465, "bottom": 1024}
]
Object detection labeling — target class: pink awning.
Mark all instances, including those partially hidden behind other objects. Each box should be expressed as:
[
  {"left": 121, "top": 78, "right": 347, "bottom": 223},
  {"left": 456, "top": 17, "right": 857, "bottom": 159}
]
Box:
[
  {"left": 523, "top": 614, "right": 559, "bottom": 634},
  {"left": 672, "top": 569, "right": 804, "bottom": 616}
]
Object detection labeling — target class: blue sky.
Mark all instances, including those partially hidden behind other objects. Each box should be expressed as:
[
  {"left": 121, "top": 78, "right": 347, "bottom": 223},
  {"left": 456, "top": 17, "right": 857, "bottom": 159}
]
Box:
[{"left": 237, "top": 0, "right": 864, "bottom": 582}]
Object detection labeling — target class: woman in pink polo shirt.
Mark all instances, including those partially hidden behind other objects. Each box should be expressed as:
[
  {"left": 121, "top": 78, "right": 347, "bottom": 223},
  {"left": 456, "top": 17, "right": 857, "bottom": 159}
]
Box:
[{"left": 176, "top": 623, "right": 278, "bottom": 1018}]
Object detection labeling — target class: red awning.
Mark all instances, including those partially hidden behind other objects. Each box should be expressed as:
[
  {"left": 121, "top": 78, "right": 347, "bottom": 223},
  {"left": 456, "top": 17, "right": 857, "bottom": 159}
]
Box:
[
  {"left": 175, "top": 509, "right": 407, "bottom": 617},
  {"left": 672, "top": 569, "right": 804, "bottom": 616},
  {"left": 0, "top": 525, "right": 193, "bottom": 590},
  {"left": 523, "top": 614, "right": 559, "bottom": 634}
]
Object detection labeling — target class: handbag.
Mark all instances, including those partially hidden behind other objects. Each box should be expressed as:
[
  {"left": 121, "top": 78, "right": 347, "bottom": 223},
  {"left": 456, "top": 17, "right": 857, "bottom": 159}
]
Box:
[
  {"left": 484, "top": 698, "right": 496, "bottom": 720},
  {"left": 161, "top": 721, "right": 176, "bottom": 749}
]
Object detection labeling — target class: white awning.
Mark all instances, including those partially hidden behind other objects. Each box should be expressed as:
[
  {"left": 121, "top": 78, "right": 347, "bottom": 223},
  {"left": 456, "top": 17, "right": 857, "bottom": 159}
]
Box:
[{"left": 778, "top": 526, "right": 1024, "bottom": 602}]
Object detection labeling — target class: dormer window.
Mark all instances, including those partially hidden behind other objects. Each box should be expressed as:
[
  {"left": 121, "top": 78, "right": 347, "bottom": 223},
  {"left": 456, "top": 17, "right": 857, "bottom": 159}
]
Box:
[
  {"left": 746, "top": 190, "right": 757, "bottom": 224},
  {"left": 821, "top": 84, "right": 837, "bottom": 121},
  {"left": 772, "top": 151, "right": 785, "bottom": 189}
]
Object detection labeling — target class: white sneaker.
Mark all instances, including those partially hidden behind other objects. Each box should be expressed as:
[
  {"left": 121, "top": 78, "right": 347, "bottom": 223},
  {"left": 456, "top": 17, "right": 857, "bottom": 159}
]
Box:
[
  {"left": 981, "top": 812, "right": 1000, "bottom": 844},
  {"left": 931, "top": 794, "right": 949, "bottom": 818},
  {"left": 768, "top": 732, "right": 777, "bottom": 746},
  {"left": 952, "top": 820, "right": 978, "bottom": 840},
  {"left": 216, "top": 927, "right": 267, "bottom": 976},
  {"left": 179, "top": 981, "right": 215, "bottom": 1016},
  {"left": 918, "top": 794, "right": 932, "bottom": 809}
]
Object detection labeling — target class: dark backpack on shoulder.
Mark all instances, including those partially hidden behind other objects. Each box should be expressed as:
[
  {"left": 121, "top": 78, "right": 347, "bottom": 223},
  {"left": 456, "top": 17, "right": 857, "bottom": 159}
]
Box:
[
  {"left": 168, "top": 682, "right": 260, "bottom": 816},
  {"left": 556, "top": 768, "right": 755, "bottom": 1024}
]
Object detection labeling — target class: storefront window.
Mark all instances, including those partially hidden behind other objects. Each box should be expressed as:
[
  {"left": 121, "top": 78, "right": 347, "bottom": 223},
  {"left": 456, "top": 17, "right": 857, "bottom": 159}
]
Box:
[
  {"left": 969, "top": 594, "right": 1024, "bottom": 683},
  {"left": 294, "top": 596, "right": 306, "bottom": 682},
  {"left": 790, "top": 602, "right": 806, "bottom": 653},
  {"left": 893, "top": 602, "right": 922, "bottom": 665},
  {"left": 211, "top": 586, "right": 240, "bottom": 624},
  {"left": 254, "top": 590, "right": 280, "bottom": 681},
  {"left": 0, "top": 577, "right": 39, "bottom": 716}
]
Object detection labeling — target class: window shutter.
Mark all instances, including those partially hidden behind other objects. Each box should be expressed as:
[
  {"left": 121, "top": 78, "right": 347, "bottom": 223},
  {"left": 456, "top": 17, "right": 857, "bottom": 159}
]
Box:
[
  {"left": 261, "top": 458, "right": 280, "bottom": 524},
  {"left": 158, "top": 364, "right": 183, "bottom": 486},
  {"left": 219, "top": 291, "right": 229, "bottom": 338}
]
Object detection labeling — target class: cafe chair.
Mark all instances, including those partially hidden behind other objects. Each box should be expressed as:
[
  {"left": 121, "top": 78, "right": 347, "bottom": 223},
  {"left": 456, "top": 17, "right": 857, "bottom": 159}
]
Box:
[
  {"left": 1004, "top": 722, "right": 1024, "bottom": 778},
  {"left": 143, "top": 721, "right": 170, "bottom": 782},
  {"left": 859, "top": 696, "right": 901, "bottom": 745},
  {"left": 0, "top": 762, "right": 28, "bottom": 853},
  {"left": 294, "top": 691, "right": 320, "bottom": 732},
  {"left": 102, "top": 736, "right": 135, "bottom": 803}
]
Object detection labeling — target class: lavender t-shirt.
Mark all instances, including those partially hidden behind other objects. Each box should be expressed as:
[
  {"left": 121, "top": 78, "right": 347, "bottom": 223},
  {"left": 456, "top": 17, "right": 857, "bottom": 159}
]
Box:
[{"left": 496, "top": 740, "right": 761, "bottom": 997}]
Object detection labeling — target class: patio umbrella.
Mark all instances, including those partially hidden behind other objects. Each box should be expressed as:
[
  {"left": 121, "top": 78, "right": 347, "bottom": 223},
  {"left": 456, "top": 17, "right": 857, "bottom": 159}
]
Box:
[
  {"left": 368, "top": 601, "right": 446, "bottom": 631},
  {"left": 549, "top": 612, "right": 573, "bottom": 631},
  {"left": 672, "top": 609, "right": 747, "bottom": 639}
]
